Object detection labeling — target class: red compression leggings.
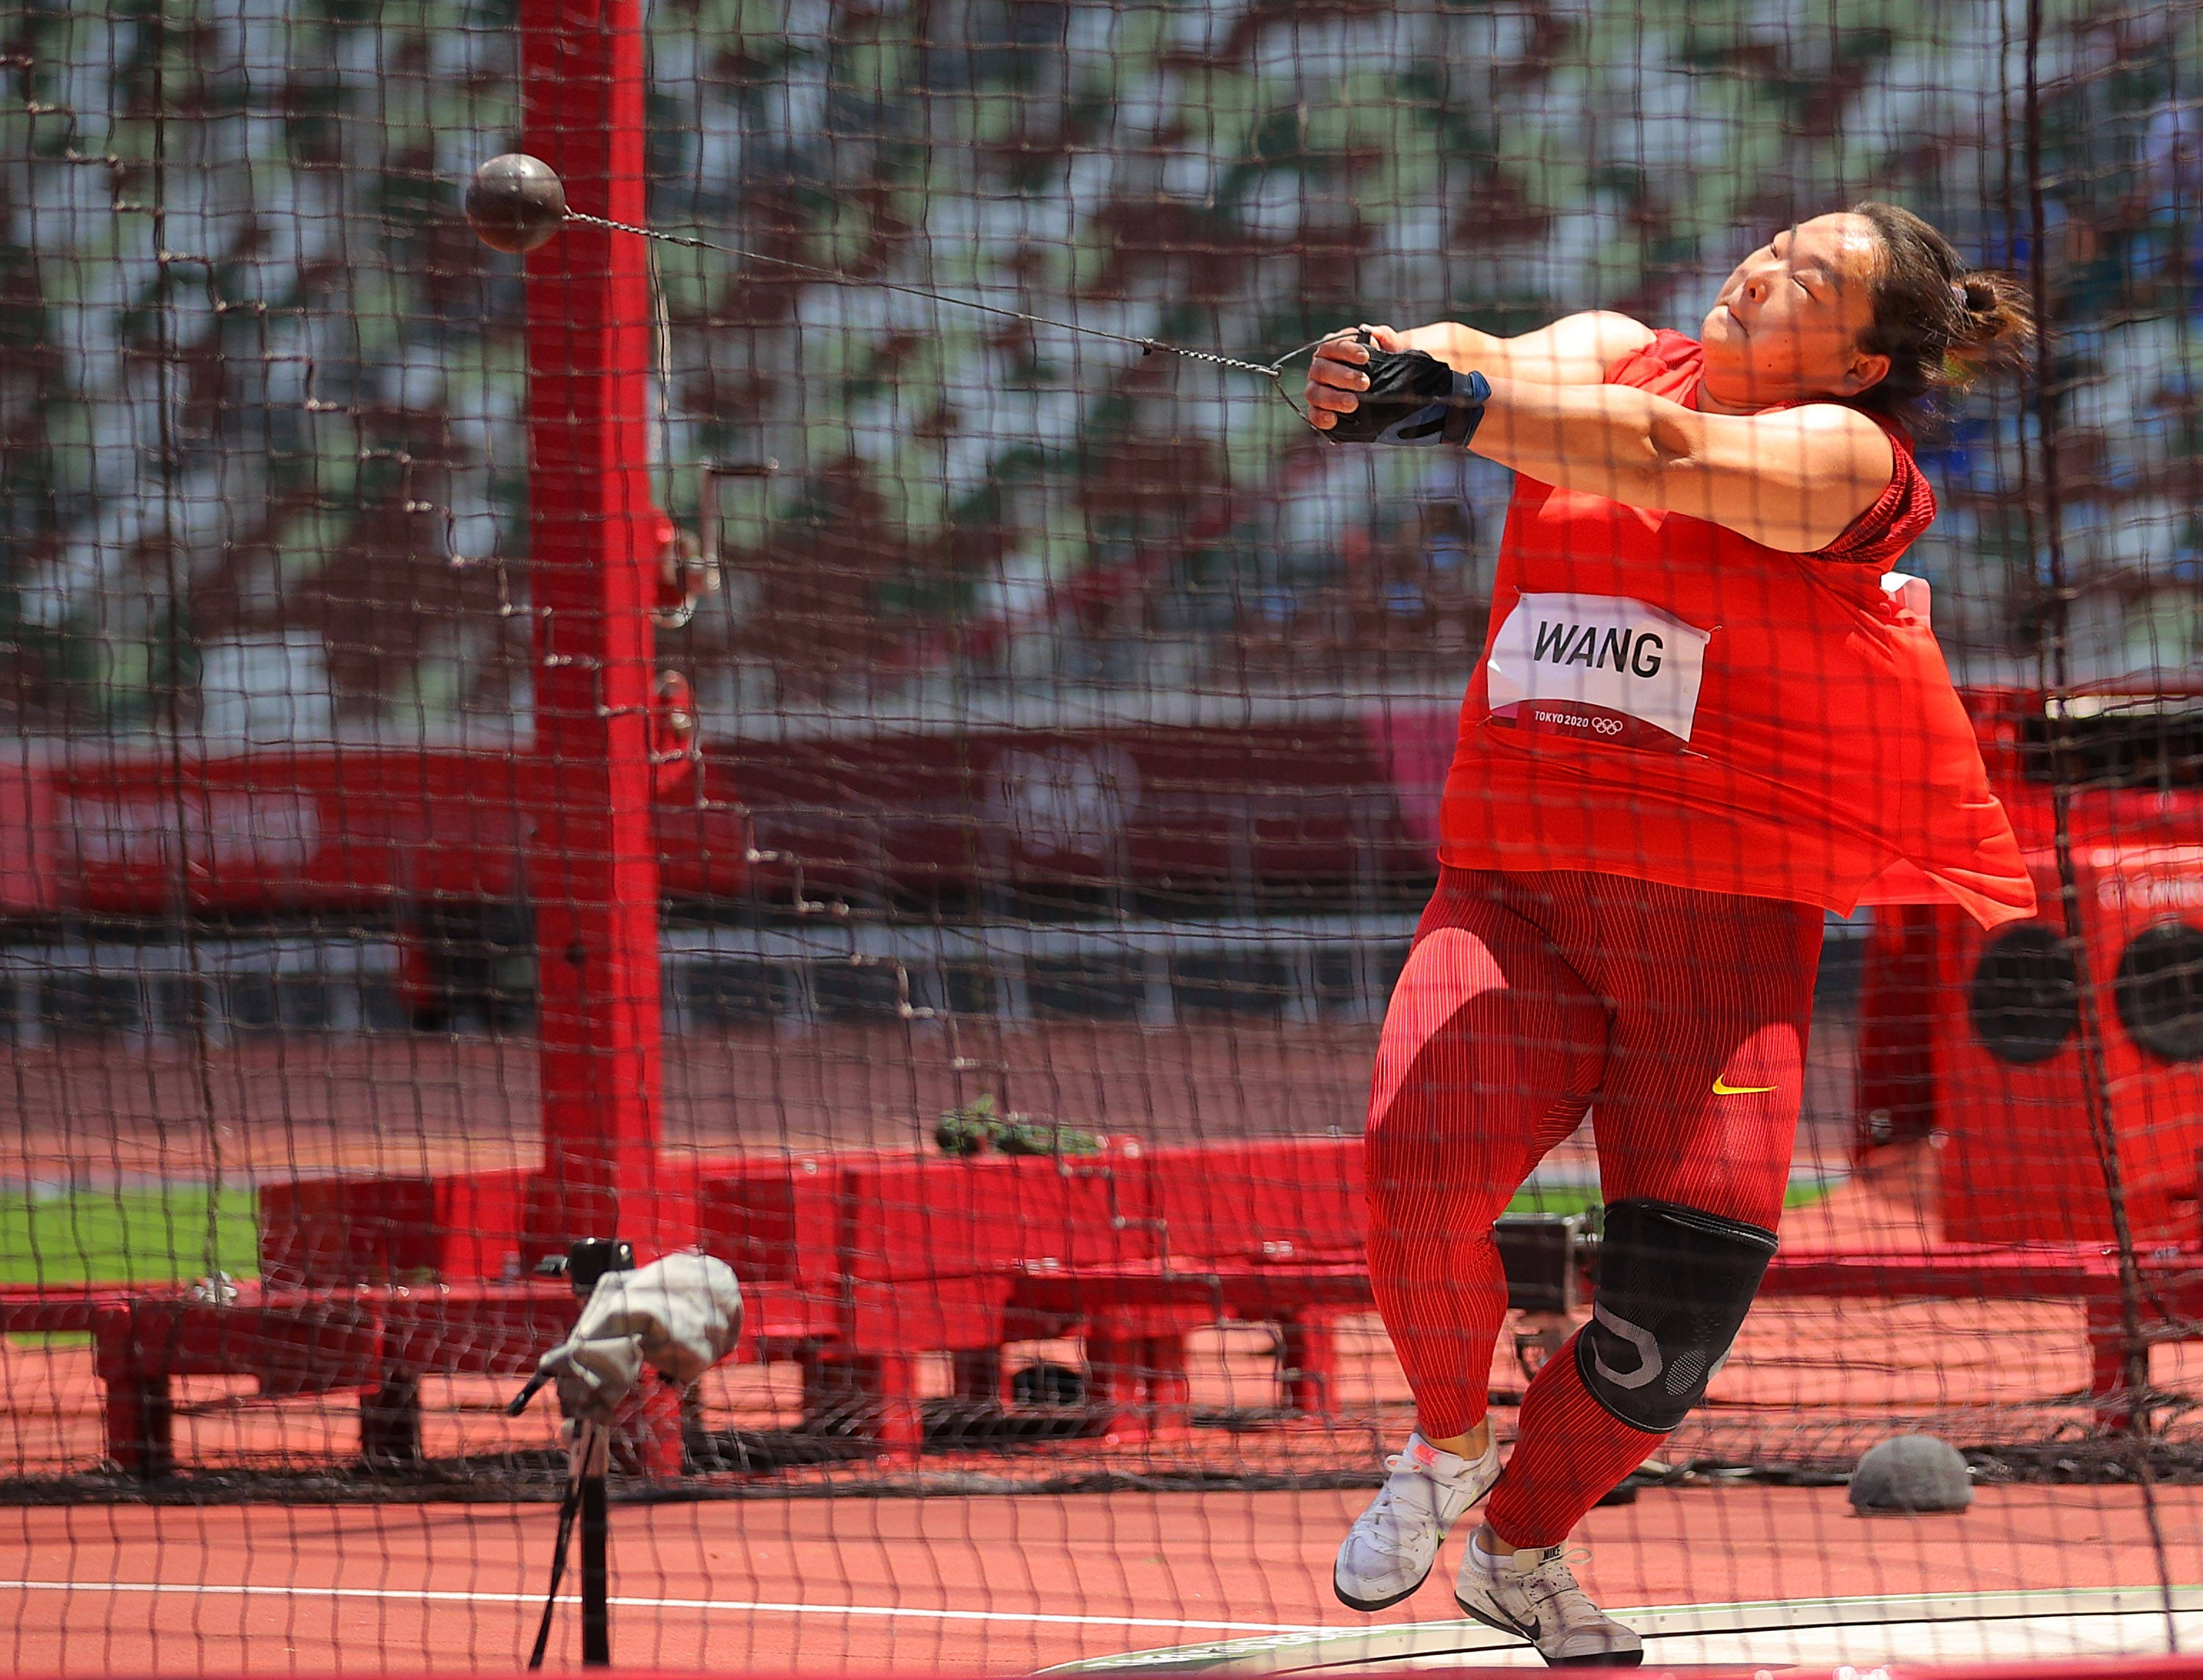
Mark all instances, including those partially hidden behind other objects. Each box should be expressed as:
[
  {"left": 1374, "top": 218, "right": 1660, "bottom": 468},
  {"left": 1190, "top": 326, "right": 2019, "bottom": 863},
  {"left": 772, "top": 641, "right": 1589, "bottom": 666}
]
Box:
[{"left": 1366, "top": 867, "right": 1823, "bottom": 1548}]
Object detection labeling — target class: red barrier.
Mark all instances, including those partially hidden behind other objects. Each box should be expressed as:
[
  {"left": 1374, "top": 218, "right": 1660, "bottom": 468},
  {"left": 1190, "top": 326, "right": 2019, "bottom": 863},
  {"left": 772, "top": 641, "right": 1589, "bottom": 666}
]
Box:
[
  {"left": 12, "top": 747, "right": 746, "bottom": 917},
  {"left": 240, "top": 1141, "right": 1372, "bottom": 1462},
  {"left": 37, "top": 1126, "right": 2203, "bottom": 1475},
  {"left": 4, "top": 687, "right": 2193, "bottom": 922}
]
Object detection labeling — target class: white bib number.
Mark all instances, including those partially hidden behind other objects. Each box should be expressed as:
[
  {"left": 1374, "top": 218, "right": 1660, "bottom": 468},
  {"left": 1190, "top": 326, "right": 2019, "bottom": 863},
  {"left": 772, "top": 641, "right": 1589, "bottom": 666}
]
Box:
[{"left": 1485, "top": 592, "right": 1710, "bottom": 753}]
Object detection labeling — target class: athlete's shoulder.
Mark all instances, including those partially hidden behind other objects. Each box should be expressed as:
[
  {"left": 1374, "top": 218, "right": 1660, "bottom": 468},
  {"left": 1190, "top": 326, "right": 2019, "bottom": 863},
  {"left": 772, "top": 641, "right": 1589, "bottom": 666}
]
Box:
[
  {"left": 1565, "top": 311, "right": 1658, "bottom": 365},
  {"left": 1605, "top": 327, "right": 1703, "bottom": 392},
  {"left": 1814, "top": 421, "right": 1937, "bottom": 562},
  {"left": 1852, "top": 404, "right": 1921, "bottom": 457},
  {"left": 1493, "top": 313, "right": 1655, "bottom": 385}
]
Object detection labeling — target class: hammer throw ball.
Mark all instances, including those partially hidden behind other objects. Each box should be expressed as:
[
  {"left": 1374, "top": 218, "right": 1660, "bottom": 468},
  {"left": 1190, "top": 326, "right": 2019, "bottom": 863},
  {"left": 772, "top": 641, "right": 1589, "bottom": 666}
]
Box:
[{"left": 466, "top": 153, "right": 568, "bottom": 255}]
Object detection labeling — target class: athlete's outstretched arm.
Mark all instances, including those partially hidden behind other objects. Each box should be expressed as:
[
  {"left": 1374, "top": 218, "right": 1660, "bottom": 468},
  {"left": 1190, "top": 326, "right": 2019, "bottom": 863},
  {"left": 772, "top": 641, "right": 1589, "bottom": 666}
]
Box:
[
  {"left": 1308, "top": 321, "right": 1892, "bottom": 554},
  {"left": 1306, "top": 312, "right": 1652, "bottom": 410},
  {"left": 1467, "top": 377, "right": 1894, "bottom": 554},
  {"left": 1397, "top": 312, "right": 1655, "bottom": 386}
]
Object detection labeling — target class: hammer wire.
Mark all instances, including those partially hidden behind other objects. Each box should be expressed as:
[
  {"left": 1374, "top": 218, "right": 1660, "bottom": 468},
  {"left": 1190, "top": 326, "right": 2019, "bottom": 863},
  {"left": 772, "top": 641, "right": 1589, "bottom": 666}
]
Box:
[{"left": 560, "top": 209, "right": 1325, "bottom": 413}]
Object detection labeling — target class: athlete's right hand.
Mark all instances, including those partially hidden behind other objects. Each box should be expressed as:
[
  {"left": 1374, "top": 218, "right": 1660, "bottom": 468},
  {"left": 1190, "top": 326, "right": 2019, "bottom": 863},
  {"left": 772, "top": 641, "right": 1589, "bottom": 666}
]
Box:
[{"left": 1305, "top": 324, "right": 1406, "bottom": 430}]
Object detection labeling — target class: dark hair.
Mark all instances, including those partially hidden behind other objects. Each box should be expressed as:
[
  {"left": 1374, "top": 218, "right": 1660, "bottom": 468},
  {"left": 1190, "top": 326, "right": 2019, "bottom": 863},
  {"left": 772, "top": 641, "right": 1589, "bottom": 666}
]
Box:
[{"left": 1847, "top": 200, "right": 2033, "bottom": 427}]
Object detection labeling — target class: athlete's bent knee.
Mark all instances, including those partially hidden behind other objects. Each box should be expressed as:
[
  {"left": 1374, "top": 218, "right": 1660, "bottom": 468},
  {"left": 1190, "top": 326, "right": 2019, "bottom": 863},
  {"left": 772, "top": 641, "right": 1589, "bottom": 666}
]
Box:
[{"left": 1577, "top": 1198, "right": 1778, "bottom": 1433}]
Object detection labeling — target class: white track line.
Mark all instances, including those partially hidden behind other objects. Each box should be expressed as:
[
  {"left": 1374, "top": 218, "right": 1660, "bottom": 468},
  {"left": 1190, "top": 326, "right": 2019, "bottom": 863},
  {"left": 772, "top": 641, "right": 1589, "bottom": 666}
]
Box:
[{"left": 0, "top": 1579, "right": 1323, "bottom": 1635}]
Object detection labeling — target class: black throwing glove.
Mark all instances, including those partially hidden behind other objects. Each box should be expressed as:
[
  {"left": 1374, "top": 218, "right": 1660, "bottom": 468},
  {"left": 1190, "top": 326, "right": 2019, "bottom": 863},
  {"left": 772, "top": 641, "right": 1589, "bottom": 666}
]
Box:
[{"left": 1323, "top": 330, "right": 1491, "bottom": 446}]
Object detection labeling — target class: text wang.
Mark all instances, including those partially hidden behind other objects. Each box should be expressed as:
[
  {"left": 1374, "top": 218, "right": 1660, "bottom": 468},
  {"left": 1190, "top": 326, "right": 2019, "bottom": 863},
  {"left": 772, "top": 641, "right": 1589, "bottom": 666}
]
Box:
[{"left": 1533, "top": 619, "right": 1665, "bottom": 679}]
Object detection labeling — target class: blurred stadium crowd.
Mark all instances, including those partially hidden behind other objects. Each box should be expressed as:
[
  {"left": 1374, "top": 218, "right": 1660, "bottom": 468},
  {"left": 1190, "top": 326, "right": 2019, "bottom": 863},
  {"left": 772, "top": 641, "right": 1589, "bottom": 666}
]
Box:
[{"left": 2, "top": 0, "right": 2197, "bottom": 749}]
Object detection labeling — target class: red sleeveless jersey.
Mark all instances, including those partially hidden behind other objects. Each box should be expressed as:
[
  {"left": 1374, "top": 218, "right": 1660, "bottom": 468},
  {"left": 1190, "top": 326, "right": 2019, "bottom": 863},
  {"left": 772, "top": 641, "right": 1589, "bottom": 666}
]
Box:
[{"left": 1439, "top": 329, "right": 2033, "bottom": 927}]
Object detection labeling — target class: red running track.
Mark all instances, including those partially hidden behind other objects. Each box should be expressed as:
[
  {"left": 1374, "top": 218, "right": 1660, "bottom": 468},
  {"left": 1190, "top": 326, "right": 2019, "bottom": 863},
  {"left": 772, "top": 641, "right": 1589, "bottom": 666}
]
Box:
[{"left": 6, "top": 1482, "right": 2201, "bottom": 1673}]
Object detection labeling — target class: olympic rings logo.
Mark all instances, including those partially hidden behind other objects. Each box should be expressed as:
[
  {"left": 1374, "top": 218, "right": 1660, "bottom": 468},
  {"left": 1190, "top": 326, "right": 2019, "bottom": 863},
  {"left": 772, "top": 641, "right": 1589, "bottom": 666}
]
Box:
[{"left": 1591, "top": 717, "right": 1624, "bottom": 736}]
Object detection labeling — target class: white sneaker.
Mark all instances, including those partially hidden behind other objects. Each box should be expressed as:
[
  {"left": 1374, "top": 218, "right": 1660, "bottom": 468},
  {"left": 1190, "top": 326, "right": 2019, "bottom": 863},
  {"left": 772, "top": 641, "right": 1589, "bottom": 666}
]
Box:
[
  {"left": 1333, "top": 1433, "right": 1501, "bottom": 1611},
  {"left": 1454, "top": 1531, "right": 1643, "bottom": 1666}
]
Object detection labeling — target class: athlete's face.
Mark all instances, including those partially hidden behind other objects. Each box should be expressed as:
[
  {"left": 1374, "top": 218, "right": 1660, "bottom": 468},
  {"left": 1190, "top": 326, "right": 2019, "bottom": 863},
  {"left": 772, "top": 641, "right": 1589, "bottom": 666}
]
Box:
[{"left": 1699, "top": 213, "right": 1892, "bottom": 411}]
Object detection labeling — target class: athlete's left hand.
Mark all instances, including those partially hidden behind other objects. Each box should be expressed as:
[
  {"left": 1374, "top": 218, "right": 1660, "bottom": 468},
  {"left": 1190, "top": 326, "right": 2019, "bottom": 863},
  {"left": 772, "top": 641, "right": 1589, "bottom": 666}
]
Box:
[
  {"left": 1314, "top": 328, "right": 1491, "bottom": 446},
  {"left": 1305, "top": 324, "right": 1405, "bottom": 430}
]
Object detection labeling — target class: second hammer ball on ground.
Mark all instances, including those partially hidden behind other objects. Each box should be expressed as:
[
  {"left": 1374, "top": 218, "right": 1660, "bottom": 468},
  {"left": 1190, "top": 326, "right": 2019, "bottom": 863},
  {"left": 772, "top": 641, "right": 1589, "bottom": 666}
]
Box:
[
  {"left": 466, "top": 153, "right": 568, "bottom": 254},
  {"left": 1849, "top": 1433, "right": 1974, "bottom": 1513}
]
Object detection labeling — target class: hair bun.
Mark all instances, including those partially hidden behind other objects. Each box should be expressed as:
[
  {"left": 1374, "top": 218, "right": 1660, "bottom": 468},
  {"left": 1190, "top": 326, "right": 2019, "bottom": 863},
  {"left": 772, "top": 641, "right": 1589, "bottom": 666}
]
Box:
[{"left": 1958, "top": 275, "right": 1994, "bottom": 313}]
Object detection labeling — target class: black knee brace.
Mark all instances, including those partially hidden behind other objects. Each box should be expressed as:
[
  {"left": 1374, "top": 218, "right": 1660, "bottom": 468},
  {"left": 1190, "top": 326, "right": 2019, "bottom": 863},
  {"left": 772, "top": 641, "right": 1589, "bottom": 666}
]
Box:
[{"left": 1576, "top": 1198, "right": 1778, "bottom": 1433}]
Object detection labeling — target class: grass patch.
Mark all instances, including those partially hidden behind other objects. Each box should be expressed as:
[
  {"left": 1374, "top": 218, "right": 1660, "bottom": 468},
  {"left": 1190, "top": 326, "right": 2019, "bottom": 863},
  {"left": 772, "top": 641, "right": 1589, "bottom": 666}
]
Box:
[
  {"left": 1505, "top": 1178, "right": 1840, "bottom": 1217},
  {"left": 0, "top": 1186, "right": 258, "bottom": 1286},
  {"left": 1505, "top": 1183, "right": 1602, "bottom": 1216},
  {"left": 0, "top": 1176, "right": 1842, "bottom": 1291}
]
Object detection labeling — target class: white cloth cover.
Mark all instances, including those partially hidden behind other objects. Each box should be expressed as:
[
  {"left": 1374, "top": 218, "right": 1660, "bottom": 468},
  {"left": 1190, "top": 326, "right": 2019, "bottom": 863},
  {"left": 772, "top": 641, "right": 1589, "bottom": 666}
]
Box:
[{"left": 535, "top": 1253, "right": 745, "bottom": 1423}]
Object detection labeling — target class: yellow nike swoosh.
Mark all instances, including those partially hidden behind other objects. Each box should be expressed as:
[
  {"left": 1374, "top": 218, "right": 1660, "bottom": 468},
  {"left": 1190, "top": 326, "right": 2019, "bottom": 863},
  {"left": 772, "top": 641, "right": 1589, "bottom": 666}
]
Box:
[{"left": 1712, "top": 1077, "right": 1778, "bottom": 1096}]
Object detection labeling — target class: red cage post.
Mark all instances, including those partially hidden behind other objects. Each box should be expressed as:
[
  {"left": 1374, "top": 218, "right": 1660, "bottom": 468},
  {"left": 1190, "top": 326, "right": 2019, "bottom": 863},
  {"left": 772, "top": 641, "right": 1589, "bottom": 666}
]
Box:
[{"left": 520, "top": 0, "right": 663, "bottom": 1256}]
